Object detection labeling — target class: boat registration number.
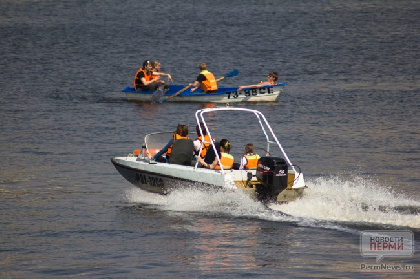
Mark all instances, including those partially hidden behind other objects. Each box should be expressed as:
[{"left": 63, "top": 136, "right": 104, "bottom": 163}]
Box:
[
  {"left": 225, "top": 87, "right": 274, "bottom": 99},
  {"left": 135, "top": 173, "right": 164, "bottom": 187}
]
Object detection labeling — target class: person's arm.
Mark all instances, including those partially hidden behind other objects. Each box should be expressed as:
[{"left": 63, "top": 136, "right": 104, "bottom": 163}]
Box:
[
  {"left": 141, "top": 75, "right": 160, "bottom": 86},
  {"left": 238, "top": 83, "right": 262, "bottom": 91},
  {"left": 153, "top": 72, "right": 173, "bottom": 82},
  {"left": 207, "top": 157, "right": 218, "bottom": 169},
  {"left": 197, "top": 156, "right": 217, "bottom": 169},
  {"left": 238, "top": 80, "right": 273, "bottom": 91},
  {"left": 196, "top": 156, "right": 205, "bottom": 165},
  {"left": 139, "top": 71, "right": 160, "bottom": 86},
  {"left": 190, "top": 74, "right": 205, "bottom": 92},
  {"left": 190, "top": 81, "right": 200, "bottom": 92},
  {"left": 152, "top": 139, "right": 174, "bottom": 161}
]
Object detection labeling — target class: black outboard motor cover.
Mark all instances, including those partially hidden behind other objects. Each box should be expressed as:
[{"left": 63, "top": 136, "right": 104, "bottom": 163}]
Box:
[{"left": 256, "top": 157, "right": 288, "bottom": 200}]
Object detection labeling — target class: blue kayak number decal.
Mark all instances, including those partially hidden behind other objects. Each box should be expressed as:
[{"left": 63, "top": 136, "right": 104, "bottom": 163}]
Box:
[{"left": 226, "top": 87, "right": 274, "bottom": 99}]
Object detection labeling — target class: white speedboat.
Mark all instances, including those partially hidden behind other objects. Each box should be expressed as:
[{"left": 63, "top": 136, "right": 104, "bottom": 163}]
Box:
[{"left": 111, "top": 108, "right": 306, "bottom": 203}]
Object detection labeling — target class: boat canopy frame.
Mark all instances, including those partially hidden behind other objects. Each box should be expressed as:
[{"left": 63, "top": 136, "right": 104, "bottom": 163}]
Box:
[{"left": 194, "top": 107, "right": 296, "bottom": 175}]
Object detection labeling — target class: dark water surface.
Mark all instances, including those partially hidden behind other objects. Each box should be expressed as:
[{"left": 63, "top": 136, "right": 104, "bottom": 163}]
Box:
[{"left": 1, "top": 0, "right": 419, "bottom": 278}]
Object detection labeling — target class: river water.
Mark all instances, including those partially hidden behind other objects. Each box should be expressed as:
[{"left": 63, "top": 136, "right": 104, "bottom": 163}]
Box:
[{"left": 1, "top": 0, "right": 419, "bottom": 278}]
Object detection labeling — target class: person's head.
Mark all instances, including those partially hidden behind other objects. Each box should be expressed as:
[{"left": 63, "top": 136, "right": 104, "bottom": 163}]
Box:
[
  {"left": 196, "top": 122, "right": 207, "bottom": 136},
  {"left": 199, "top": 62, "right": 208, "bottom": 71},
  {"left": 219, "top": 139, "right": 231, "bottom": 153},
  {"left": 175, "top": 124, "right": 189, "bottom": 137},
  {"left": 152, "top": 61, "right": 161, "bottom": 71},
  {"left": 143, "top": 60, "right": 152, "bottom": 70},
  {"left": 268, "top": 72, "right": 279, "bottom": 82},
  {"left": 244, "top": 143, "right": 254, "bottom": 154}
]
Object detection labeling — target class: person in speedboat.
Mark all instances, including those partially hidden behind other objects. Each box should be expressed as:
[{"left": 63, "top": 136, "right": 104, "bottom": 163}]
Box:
[
  {"left": 197, "top": 139, "right": 234, "bottom": 170},
  {"left": 150, "top": 124, "right": 191, "bottom": 163},
  {"left": 239, "top": 143, "right": 261, "bottom": 170},
  {"left": 134, "top": 60, "right": 173, "bottom": 91},
  {"left": 193, "top": 122, "right": 215, "bottom": 159},
  {"left": 237, "top": 72, "right": 278, "bottom": 92},
  {"left": 190, "top": 62, "right": 218, "bottom": 93}
]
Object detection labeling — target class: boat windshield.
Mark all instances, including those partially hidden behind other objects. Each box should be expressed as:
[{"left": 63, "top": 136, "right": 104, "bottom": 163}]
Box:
[{"left": 144, "top": 132, "right": 173, "bottom": 157}]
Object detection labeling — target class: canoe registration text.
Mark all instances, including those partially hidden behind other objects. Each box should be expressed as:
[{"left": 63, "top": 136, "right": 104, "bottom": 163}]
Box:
[{"left": 225, "top": 87, "right": 274, "bottom": 99}]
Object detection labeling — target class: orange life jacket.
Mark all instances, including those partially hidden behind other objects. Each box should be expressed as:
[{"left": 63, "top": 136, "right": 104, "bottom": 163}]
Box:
[
  {"left": 195, "top": 135, "right": 214, "bottom": 158},
  {"left": 200, "top": 70, "right": 218, "bottom": 92},
  {"left": 166, "top": 134, "right": 189, "bottom": 158},
  {"left": 243, "top": 153, "right": 261, "bottom": 169},
  {"left": 134, "top": 68, "right": 152, "bottom": 87},
  {"left": 152, "top": 71, "right": 160, "bottom": 81},
  {"left": 260, "top": 80, "right": 276, "bottom": 86},
  {"left": 214, "top": 153, "right": 234, "bottom": 170}
]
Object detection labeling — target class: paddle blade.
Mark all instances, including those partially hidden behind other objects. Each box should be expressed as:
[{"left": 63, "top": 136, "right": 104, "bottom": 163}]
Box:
[
  {"left": 155, "top": 99, "right": 166, "bottom": 104},
  {"left": 151, "top": 86, "right": 167, "bottom": 102},
  {"left": 225, "top": 69, "right": 239, "bottom": 78}
]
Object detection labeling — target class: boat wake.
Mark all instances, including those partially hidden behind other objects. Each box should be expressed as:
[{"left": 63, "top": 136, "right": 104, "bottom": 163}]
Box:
[
  {"left": 123, "top": 175, "right": 420, "bottom": 231},
  {"left": 270, "top": 175, "right": 420, "bottom": 229},
  {"left": 124, "top": 184, "right": 293, "bottom": 222}
]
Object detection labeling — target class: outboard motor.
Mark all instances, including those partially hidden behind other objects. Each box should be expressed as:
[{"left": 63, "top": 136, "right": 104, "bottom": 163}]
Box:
[{"left": 256, "top": 157, "right": 288, "bottom": 201}]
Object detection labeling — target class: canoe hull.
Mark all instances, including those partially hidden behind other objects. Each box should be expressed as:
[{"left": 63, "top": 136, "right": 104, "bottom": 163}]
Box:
[{"left": 122, "top": 84, "right": 287, "bottom": 103}]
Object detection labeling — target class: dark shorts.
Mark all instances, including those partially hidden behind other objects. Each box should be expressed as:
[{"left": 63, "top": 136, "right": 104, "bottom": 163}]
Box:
[{"left": 135, "top": 82, "right": 169, "bottom": 91}]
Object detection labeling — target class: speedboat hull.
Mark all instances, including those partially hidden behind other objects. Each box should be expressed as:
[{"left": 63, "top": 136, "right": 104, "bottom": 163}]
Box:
[
  {"left": 111, "top": 156, "right": 225, "bottom": 194},
  {"left": 111, "top": 156, "right": 306, "bottom": 203}
]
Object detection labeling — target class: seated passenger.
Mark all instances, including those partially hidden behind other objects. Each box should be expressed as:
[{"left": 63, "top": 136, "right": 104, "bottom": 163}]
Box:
[
  {"left": 193, "top": 122, "right": 215, "bottom": 159},
  {"left": 197, "top": 139, "right": 234, "bottom": 170},
  {"left": 202, "top": 141, "right": 220, "bottom": 167},
  {"left": 134, "top": 60, "right": 172, "bottom": 91},
  {"left": 152, "top": 124, "right": 189, "bottom": 163},
  {"left": 168, "top": 138, "right": 194, "bottom": 166},
  {"left": 239, "top": 143, "right": 261, "bottom": 170},
  {"left": 151, "top": 61, "right": 173, "bottom": 88},
  {"left": 237, "top": 72, "right": 279, "bottom": 92}
]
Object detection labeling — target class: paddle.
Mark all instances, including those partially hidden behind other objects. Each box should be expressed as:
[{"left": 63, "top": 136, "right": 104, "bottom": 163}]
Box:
[
  {"left": 214, "top": 68, "right": 239, "bottom": 82},
  {"left": 151, "top": 86, "right": 168, "bottom": 103},
  {"left": 155, "top": 69, "right": 239, "bottom": 104},
  {"left": 155, "top": 84, "right": 192, "bottom": 104}
]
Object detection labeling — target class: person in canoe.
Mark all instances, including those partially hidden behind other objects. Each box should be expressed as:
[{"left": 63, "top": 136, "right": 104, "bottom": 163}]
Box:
[
  {"left": 151, "top": 61, "right": 172, "bottom": 84},
  {"left": 237, "top": 72, "right": 279, "bottom": 92},
  {"left": 197, "top": 139, "right": 234, "bottom": 170},
  {"left": 190, "top": 62, "right": 218, "bottom": 93},
  {"left": 134, "top": 60, "right": 172, "bottom": 91}
]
